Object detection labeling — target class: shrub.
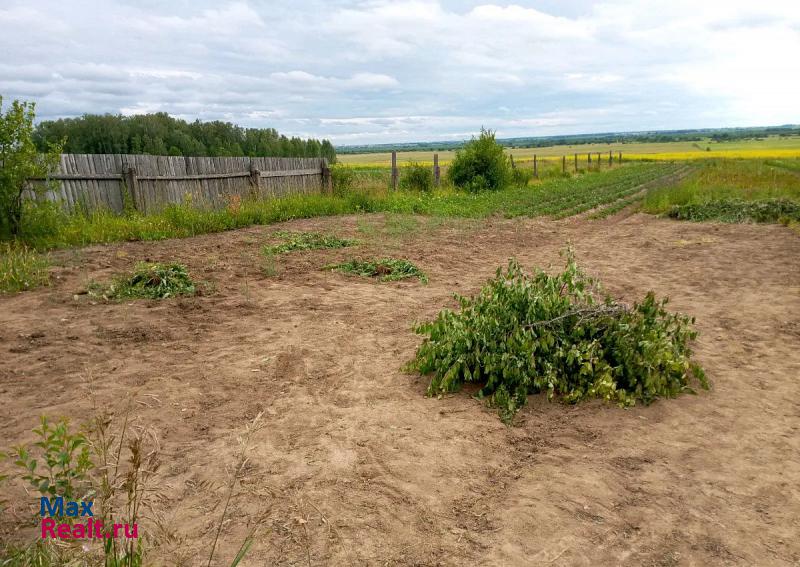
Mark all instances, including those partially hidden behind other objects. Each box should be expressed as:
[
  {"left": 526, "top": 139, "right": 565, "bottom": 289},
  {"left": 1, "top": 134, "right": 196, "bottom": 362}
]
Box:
[
  {"left": 8, "top": 416, "right": 92, "bottom": 501},
  {"left": 399, "top": 162, "right": 434, "bottom": 192},
  {"left": 0, "top": 97, "right": 63, "bottom": 237},
  {"left": 447, "top": 128, "right": 512, "bottom": 192},
  {"left": 409, "top": 250, "right": 706, "bottom": 422},
  {"left": 325, "top": 258, "right": 427, "bottom": 282},
  {"left": 93, "top": 262, "right": 197, "bottom": 300}
]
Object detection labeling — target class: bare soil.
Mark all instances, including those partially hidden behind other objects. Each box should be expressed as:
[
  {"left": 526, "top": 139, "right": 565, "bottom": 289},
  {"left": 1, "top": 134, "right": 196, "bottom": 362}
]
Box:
[{"left": 1, "top": 213, "right": 799, "bottom": 566}]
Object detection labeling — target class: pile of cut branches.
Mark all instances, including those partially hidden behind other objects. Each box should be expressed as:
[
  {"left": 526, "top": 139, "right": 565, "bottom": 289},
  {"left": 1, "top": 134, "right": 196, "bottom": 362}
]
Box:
[{"left": 409, "top": 250, "right": 707, "bottom": 422}]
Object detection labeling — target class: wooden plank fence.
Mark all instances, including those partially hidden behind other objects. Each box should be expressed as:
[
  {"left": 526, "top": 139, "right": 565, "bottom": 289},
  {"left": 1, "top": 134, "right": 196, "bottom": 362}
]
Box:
[{"left": 27, "top": 154, "right": 331, "bottom": 214}]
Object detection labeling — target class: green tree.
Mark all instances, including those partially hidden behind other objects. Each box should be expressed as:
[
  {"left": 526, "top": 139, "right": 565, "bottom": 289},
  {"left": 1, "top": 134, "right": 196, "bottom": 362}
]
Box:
[{"left": 0, "top": 97, "right": 63, "bottom": 237}]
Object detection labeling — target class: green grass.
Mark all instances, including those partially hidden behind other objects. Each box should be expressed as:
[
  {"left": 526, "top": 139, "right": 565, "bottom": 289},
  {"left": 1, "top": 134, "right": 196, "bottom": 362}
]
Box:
[
  {"left": 642, "top": 159, "right": 800, "bottom": 214},
  {"left": 0, "top": 163, "right": 678, "bottom": 292},
  {"left": 0, "top": 243, "right": 50, "bottom": 293},
  {"left": 265, "top": 231, "right": 357, "bottom": 254},
  {"left": 90, "top": 262, "right": 197, "bottom": 300},
  {"left": 14, "top": 163, "right": 675, "bottom": 253},
  {"left": 325, "top": 258, "right": 428, "bottom": 283},
  {"left": 666, "top": 199, "right": 800, "bottom": 223},
  {"left": 765, "top": 158, "right": 800, "bottom": 173}
]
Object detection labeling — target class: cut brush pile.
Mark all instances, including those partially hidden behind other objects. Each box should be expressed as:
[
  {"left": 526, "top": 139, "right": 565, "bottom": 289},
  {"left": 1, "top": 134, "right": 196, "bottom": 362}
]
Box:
[{"left": 409, "top": 250, "right": 707, "bottom": 422}]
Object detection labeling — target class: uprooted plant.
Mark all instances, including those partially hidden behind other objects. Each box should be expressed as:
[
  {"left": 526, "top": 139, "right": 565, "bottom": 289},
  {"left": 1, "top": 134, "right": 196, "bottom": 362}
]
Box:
[
  {"left": 264, "top": 231, "right": 357, "bottom": 254},
  {"left": 89, "top": 262, "right": 197, "bottom": 300},
  {"left": 408, "top": 248, "right": 707, "bottom": 422},
  {"left": 325, "top": 258, "right": 428, "bottom": 283}
]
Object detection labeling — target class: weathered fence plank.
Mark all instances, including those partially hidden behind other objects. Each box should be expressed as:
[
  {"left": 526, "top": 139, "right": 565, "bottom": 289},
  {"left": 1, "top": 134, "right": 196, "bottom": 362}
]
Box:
[{"left": 26, "top": 154, "right": 328, "bottom": 214}]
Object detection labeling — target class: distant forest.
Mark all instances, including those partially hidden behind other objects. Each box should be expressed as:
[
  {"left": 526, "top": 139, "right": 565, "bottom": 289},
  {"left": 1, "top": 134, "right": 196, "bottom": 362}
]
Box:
[
  {"left": 337, "top": 125, "right": 800, "bottom": 154},
  {"left": 33, "top": 112, "right": 337, "bottom": 162}
]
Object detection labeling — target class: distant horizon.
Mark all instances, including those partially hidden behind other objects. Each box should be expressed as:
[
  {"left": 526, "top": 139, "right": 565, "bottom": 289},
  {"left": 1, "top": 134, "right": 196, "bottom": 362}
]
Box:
[{"left": 334, "top": 123, "right": 800, "bottom": 149}]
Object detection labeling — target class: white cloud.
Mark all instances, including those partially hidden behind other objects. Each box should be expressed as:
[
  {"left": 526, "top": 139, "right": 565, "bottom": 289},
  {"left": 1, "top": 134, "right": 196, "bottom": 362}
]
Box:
[{"left": 0, "top": 0, "right": 798, "bottom": 143}]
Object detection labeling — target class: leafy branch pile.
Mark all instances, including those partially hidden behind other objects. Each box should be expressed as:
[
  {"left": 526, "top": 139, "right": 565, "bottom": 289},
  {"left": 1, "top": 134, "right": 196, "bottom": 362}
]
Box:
[
  {"left": 326, "top": 258, "right": 428, "bottom": 283},
  {"left": 92, "top": 262, "right": 196, "bottom": 300},
  {"left": 410, "top": 251, "right": 707, "bottom": 422},
  {"left": 265, "top": 231, "right": 357, "bottom": 254}
]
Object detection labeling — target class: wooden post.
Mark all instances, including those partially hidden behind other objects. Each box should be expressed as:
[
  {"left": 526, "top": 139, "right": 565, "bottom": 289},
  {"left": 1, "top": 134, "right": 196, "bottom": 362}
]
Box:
[
  {"left": 124, "top": 166, "right": 140, "bottom": 211},
  {"left": 321, "top": 160, "right": 332, "bottom": 194},
  {"left": 574, "top": 153, "right": 578, "bottom": 172},
  {"left": 249, "top": 160, "right": 262, "bottom": 195},
  {"left": 608, "top": 150, "right": 613, "bottom": 166},
  {"left": 391, "top": 151, "right": 398, "bottom": 190},
  {"left": 588, "top": 152, "right": 592, "bottom": 165},
  {"left": 619, "top": 151, "right": 623, "bottom": 163},
  {"left": 562, "top": 155, "right": 566, "bottom": 173},
  {"left": 433, "top": 153, "right": 440, "bottom": 186},
  {"left": 533, "top": 154, "right": 538, "bottom": 178},
  {"left": 597, "top": 152, "right": 601, "bottom": 166},
  {"left": 510, "top": 154, "right": 516, "bottom": 170}
]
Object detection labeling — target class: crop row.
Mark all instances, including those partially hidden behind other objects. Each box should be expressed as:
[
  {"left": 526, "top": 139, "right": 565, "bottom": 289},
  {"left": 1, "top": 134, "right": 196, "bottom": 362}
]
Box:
[{"left": 524, "top": 163, "right": 680, "bottom": 218}]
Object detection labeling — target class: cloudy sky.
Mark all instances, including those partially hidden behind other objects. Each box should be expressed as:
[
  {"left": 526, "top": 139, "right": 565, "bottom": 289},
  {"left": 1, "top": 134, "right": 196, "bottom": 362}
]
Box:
[{"left": 1, "top": 1, "right": 799, "bottom": 145}]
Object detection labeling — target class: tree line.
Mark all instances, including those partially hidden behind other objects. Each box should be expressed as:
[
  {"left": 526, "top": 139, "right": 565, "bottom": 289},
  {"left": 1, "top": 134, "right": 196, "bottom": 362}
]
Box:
[{"left": 32, "top": 112, "right": 336, "bottom": 162}]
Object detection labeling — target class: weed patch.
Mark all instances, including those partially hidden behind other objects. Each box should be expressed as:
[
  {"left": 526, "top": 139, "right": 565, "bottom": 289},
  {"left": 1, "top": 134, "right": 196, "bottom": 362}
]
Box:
[
  {"left": 91, "top": 262, "right": 197, "bottom": 300},
  {"left": 326, "top": 258, "right": 428, "bottom": 283},
  {"left": 666, "top": 199, "right": 800, "bottom": 223},
  {"left": 0, "top": 243, "right": 50, "bottom": 293},
  {"left": 265, "top": 231, "right": 357, "bottom": 254}
]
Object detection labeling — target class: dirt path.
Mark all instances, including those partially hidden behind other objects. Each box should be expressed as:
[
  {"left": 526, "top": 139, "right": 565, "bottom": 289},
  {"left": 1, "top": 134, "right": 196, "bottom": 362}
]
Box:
[{"left": 1, "top": 213, "right": 798, "bottom": 566}]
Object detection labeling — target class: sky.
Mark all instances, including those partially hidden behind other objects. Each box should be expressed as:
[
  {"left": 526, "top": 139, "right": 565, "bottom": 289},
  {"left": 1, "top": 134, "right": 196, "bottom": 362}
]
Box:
[{"left": 1, "top": 0, "right": 799, "bottom": 145}]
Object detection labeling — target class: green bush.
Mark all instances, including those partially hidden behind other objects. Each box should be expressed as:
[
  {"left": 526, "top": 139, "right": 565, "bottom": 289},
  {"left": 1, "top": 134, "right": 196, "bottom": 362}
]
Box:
[
  {"left": 447, "top": 128, "right": 512, "bottom": 192},
  {"left": 399, "top": 162, "right": 434, "bottom": 192},
  {"left": 0, "top": 97, "right": 63, "bottom": 237},
  {"left": 8, "top": 416, "right": 92, "bottom": 500},
  {"left": 409, "top": 250, "right": 707, "bottom": 422}
]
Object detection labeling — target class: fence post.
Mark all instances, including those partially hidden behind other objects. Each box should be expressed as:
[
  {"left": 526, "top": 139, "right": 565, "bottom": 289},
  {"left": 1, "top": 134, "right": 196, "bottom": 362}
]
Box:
[
  {"left": 249, "top": 160, "right": 262, "bottom": 194},
  {"left": 533, "top": 154, "right": 538, "bottom": 178},
  {"left": 321, "top": 160, "right": 332, "bottom": 194},
  {"left": 588, "top": 152, "right": 592, "bottom": 166},
  {"left": 574, "top": 153, "right": 578, "bottom": 172},
  {"left": 562, "top": 155, "right": 566, "bottom": 173},
  {"left": 608, "top": 150, "right": 613, "bottom": 166},
  {"left": 124, "top": 166, "right": 140, "bottom": 212},
  {"left": 391, "top": 151, "right": 398, "bottom": 190},
  {"left": 597, "top": 152, "right": 601, "bottom": 166},
  {"left": 619, "top": 151, "right": 623, "bottom": 163},
  {"left": 433, "top": 153, "right": 440, "bottom": 186}
]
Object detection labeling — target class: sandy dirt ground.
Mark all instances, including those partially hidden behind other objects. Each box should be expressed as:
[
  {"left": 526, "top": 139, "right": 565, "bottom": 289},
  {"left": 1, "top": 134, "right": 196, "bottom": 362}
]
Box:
[{"left": 1, "top": 212, "right": 799, "bottom": 566}]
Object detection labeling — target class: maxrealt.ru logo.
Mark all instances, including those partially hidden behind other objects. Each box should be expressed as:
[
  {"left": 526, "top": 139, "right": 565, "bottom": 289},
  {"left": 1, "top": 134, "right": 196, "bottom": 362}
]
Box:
[{"left": 39, "top": 497, "right": 138, "bottom": 540}]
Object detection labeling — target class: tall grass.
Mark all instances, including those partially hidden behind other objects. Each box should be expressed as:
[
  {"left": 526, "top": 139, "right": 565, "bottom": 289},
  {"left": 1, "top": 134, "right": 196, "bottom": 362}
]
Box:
[
  {"left": 6, "top": 164, "right": 673, "bottom": 253},
  {"left": 0, "top": 243, "right": 50, "bottom": 293},
  {"left": 642, "top": 159, "right": 800, "bottom": 214}
]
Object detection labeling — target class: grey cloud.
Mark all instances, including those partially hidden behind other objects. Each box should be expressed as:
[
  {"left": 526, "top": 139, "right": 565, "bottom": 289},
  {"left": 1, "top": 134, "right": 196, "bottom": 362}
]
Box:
[{"left": 1, "top": 0, "right": 798, "bottom": 143}]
